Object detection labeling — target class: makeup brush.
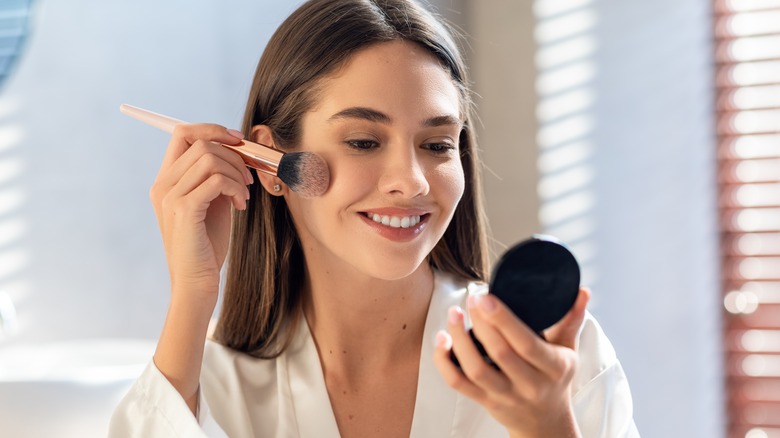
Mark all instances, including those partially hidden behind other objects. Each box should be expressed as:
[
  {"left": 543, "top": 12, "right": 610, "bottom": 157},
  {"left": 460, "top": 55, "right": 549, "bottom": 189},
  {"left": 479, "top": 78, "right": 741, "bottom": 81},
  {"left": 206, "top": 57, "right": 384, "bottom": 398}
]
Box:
[{"left": 119, "top": 104, "right": 329, "bottom": 197}]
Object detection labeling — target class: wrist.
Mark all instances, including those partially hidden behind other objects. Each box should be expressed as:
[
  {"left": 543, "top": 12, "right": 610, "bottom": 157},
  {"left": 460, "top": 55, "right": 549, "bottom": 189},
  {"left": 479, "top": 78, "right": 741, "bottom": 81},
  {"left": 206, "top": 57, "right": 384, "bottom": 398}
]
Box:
[
  {"left": 508, "top": 405, "right": 580, "bottom": 438},
  {"left": 170, "top": 282, "right": 219, "bottom": 313}
]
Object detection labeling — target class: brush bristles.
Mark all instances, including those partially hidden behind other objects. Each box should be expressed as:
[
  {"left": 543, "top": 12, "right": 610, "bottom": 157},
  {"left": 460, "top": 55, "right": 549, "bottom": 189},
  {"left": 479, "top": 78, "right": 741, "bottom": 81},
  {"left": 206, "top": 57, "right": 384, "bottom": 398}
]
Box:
[{"left": 277, "top": 152, "right": 330, "bottom": 197}]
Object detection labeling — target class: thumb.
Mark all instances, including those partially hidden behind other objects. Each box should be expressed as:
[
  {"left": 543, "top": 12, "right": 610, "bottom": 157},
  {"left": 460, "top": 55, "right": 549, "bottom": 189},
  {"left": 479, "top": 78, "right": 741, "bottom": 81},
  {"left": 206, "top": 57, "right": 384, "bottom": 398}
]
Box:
[{"left": 545, "top": 287, "right": 591, "bottom": 350}]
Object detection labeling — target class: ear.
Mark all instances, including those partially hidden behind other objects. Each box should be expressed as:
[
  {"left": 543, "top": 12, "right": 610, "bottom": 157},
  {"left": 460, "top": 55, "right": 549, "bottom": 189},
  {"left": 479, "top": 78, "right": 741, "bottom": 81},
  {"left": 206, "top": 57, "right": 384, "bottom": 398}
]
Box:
[{"left": 251, "top": 125, "right": 286, "bottom": 196}]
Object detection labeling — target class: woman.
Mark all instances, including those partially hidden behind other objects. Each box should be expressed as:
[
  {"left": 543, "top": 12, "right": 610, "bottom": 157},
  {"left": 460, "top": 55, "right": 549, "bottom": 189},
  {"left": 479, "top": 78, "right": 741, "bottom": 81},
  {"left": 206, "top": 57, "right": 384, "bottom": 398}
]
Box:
[{"left": 110, "top": 0, "right": 639, "bottom": 436}]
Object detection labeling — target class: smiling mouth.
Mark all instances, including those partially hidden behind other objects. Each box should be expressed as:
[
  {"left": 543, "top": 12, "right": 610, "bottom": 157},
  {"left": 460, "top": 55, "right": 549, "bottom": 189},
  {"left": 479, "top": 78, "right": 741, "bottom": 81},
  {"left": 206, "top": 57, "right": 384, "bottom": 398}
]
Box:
[{"left": 360, "top": 212, "right": 429, "bottom": 229}]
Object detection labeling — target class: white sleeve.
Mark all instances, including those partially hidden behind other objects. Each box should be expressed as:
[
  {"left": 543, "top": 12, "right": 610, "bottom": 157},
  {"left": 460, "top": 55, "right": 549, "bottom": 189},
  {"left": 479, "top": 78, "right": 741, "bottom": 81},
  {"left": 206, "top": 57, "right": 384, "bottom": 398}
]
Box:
[
  {"left": 108, "top": 361, "right": 228, "bottom": 438},
  {"left": 572, "top": 314, "right": 641, "bottom": 438}
]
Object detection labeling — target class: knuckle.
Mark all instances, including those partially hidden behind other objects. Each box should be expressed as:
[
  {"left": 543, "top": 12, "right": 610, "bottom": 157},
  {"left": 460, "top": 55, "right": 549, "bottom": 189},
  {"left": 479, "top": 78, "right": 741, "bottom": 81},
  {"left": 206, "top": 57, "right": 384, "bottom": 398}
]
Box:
[
  {"left": 444, "top": 372, "right": 467, "bottom": 391},
  {"left": 490, "top": 344, "right": 514, "bottom": 364},
  {"left": 466, "top": 363, "right": 492, "bottom": 384},
  {"left": 522, "top": 339, "right": 543, "bottom": 359},
  {"left": 191, "top": 139, "right": 210, "bottom": 154},
  {"left": 482, "top": 398, "right": 503, "bottom": 412},
  {"left": 560, "top": 354, "right": 578, "bottom": 381},
  {"left": 199, "top": 152, "right": 221, "bottom": 168},
  {"left": 207, "top": 173, "right": 231, "bottom": 189},
  {"left": 149, "top": 184, "right": 161, "bottom": 203},
  {"left": 171, "top": 123, "right": 187, "bottom": 137},
  {"left": 160, "top": 193, "right": 174, "bottom": 211},
  {"left": 171, "top": 123, "right": 189, "bottom": 137}
]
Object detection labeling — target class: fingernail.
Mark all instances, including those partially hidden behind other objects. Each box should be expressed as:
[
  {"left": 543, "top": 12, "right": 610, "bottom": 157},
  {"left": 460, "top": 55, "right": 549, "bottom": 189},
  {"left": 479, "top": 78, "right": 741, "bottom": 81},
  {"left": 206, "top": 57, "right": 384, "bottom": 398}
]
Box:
[
  {"left": 245, "top": 169, "right": 254, "bottom": 184},
  {"left": 435, "top": 330, "right": 452, "bottom": 349},
  {"left": 227, "top": 128, "right": 244, "bottom": 139},
  {"left": 480, "top": 295, "right": 496, "bottom": 313},
  {"left": 245, "top": 187, "right": 251, "bottom": 200},
  {"left": 467, "top": 295, "right": 478, "bottom": 309},
  {"left": 448, "top": 306, "right": 463, "bottom": 325}
]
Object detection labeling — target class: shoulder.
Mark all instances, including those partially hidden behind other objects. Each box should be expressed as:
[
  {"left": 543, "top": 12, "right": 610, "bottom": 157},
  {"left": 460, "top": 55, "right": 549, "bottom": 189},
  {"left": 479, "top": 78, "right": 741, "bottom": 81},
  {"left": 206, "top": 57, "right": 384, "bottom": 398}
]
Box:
[
  {"left": 201, "top": 339, "right": 281, "bottom": 413},
  {"left": 202, "top": 339, "right": 280, "bottom": 391},
  {"left": 199, "top": 339, "right": 285, "bottom": 436}
]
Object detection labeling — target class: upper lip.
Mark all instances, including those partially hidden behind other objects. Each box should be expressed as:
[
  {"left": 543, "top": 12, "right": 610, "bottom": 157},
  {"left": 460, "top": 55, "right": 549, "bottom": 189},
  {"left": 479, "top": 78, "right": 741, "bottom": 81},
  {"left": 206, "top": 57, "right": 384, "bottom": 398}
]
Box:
[{"left": 360, "top": 207, "right": 430, "bottom": 217}]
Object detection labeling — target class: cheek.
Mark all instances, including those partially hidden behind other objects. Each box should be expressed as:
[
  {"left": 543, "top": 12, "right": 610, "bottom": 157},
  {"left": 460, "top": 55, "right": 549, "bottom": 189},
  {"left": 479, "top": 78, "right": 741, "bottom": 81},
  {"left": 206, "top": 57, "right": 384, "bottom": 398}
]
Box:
[
  {"left": 290, "top": 159, "right": 372, "bottom": 230},
  {"left": 326, "top": 156, "right": 376, "bottom": 198},
  {"left": 433, "top": 160, "right": 466, "bottom": 208}
]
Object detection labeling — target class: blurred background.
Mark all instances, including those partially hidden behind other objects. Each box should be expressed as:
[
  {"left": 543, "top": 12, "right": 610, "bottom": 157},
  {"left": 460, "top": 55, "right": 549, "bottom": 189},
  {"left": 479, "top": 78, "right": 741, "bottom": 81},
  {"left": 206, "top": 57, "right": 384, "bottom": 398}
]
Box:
[{"left": 0, "top": 0, "right": 776, "bottom": 436}]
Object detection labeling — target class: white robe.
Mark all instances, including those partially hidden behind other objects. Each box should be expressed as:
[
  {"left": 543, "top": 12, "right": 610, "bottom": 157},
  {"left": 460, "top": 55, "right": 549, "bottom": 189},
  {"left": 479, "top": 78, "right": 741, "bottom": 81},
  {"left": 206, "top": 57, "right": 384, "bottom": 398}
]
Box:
[{"left": 110, "top": 271, "right": 640, "bottom": 437}]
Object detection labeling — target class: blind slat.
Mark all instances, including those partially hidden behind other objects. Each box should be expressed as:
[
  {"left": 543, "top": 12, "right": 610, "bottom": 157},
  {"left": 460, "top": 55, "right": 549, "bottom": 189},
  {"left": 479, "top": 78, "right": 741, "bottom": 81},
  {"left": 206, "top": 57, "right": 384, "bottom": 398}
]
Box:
[{"left": 718, "top": 4, "right": 780, "bottom": 436}]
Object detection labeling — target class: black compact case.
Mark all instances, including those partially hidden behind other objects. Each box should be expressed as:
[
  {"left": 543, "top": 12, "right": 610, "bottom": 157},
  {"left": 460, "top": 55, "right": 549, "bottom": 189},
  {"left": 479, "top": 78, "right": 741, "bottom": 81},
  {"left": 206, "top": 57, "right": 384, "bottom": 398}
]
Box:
[{"left": 450, "top": 235, "right": 581, "bottom": 369}]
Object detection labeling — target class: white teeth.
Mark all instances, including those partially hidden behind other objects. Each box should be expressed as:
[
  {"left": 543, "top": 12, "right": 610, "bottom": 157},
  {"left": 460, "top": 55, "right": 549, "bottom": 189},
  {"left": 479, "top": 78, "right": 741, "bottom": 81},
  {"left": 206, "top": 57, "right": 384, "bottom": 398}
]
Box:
[{"left": 369, "top": 213, "right": 423, "bottom": 228}]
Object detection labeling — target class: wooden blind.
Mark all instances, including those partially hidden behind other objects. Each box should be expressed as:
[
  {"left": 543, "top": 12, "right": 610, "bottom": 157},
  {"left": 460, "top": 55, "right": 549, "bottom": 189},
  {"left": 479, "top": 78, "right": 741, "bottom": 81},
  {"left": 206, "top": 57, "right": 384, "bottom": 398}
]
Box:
[{"left": 716, "top": 1, "right": 780, "bottom": 437}]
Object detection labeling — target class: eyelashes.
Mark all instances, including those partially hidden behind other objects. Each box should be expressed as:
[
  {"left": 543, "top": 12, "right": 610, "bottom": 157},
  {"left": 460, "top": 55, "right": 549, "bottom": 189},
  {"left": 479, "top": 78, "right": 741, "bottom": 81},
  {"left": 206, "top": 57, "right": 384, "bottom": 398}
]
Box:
[
  {"left": 344, "top": 139, "right": 457, "bottom": 155},
  {"left": 346, "top": 139, "right": 379, "bottom": 150},
  {"left": 424, "top": 142, "right": 456, "bottom": 154}
]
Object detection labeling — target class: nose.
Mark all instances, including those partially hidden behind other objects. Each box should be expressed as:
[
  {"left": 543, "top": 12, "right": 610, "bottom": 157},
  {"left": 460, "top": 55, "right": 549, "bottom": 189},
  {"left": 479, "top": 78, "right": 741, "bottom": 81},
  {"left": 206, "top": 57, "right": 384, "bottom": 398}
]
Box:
[{"left": 377, "top": 144, "right": 430, "bottom": 198}]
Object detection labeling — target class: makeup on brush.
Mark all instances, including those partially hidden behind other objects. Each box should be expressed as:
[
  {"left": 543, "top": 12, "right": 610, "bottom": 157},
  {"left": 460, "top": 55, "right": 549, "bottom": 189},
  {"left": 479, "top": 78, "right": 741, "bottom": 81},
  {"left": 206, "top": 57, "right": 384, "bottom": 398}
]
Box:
[
  {"left": 119, "top": 104, "right": 330, "bottom": 197},
  {"left": 451, "top": 234, "right": 581, "bottom": 370}
]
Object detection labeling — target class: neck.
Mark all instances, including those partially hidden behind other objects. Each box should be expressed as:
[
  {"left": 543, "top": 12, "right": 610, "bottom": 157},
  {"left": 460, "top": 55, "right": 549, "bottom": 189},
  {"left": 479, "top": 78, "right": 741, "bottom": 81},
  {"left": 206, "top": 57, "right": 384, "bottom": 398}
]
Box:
[{"left": 302, "top": 261, "right": 434, "bottom": 375}]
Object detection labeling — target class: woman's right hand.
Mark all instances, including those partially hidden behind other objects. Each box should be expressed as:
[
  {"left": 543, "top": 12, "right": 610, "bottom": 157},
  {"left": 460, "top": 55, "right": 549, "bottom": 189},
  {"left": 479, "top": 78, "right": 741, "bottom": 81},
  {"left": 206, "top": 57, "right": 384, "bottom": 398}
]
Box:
[
  {"left": 150, "top": 123, "right": 252, "bottom": 413},
  {"left": 150, "top": 123, "right": 253, "bottom": 309}
]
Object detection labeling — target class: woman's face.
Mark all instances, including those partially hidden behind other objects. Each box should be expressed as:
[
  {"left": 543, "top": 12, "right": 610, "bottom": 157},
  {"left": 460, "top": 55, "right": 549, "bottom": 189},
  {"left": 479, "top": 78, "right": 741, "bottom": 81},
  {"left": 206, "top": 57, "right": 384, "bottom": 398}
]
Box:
[{"left": 285, "top": 40, "right": 465, "bottom": 281}]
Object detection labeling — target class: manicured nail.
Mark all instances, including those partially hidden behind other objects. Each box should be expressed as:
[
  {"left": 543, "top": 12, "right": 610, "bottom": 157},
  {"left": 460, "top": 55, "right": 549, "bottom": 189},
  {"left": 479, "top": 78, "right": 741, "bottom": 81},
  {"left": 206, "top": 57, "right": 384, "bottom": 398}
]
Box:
[
  {"left": 480, "top": 295, "right": 496, "bottom": 313},
  {"left": 435, "top": 330, "right": 452, "bottom": 349},
  {"left": 245, "top": 169, "right": 254, "bottom": 184},
  {"left": 227, "top": 128, "right": 244, "bottom": 139},
  {"left": 448, "top": 306, "right": 463, "bottom": 325}
]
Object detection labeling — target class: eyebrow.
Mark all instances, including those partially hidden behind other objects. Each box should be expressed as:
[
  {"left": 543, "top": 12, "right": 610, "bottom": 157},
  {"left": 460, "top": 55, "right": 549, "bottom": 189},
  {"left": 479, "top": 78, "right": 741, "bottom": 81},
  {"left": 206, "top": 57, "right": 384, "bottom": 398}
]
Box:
[{"left": 327, "top": 106, "right": 462, "bottom": 128}]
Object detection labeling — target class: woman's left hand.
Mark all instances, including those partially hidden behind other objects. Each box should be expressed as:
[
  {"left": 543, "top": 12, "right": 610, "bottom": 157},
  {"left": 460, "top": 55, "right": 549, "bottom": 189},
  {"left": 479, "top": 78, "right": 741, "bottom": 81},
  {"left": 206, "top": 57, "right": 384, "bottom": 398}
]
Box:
[{"left": 433, "top": 287, "right": 591, "bottom": 438}]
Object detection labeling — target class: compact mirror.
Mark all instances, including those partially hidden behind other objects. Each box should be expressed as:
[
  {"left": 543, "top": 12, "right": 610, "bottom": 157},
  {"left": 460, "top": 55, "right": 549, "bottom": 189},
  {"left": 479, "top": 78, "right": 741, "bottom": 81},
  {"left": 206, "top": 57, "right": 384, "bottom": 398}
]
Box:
[
  {"left": 490, "top": 234, "right": 580, "bottom": 334},
  {"left": 451, "top": 235, "right": 580, "bottom": 369}
]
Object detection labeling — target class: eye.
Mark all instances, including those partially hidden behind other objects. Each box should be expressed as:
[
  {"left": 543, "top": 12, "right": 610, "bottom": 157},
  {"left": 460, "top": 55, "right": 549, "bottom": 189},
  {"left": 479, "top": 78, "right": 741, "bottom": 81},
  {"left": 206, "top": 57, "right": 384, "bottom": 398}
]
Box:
[
  {"left": 423, "top": 142, "right": 456, "bottom": 155},
  {"left": 346, "top": 139, "right": 379, "bottom": 150}
]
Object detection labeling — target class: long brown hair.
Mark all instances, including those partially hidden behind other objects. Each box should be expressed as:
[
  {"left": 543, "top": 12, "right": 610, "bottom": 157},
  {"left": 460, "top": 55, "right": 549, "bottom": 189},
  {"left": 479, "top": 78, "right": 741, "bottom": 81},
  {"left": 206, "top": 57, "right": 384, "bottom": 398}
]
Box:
[{"left": 215, "top": 0, "right": 489, "bottom": 358}]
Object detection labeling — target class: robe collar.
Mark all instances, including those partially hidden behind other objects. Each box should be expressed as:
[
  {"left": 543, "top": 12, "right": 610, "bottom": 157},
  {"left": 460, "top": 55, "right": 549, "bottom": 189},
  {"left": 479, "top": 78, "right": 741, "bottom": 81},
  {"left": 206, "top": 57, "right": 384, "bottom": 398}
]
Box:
[{"left": 280, "top": 270, "right": 486, "bottom": 438}]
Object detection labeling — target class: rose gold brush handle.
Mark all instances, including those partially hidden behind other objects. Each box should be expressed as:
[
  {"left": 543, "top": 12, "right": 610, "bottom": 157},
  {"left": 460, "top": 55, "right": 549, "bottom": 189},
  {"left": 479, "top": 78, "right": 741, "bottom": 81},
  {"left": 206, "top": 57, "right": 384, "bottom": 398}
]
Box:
[{"left": 119, "top": 104, "right": 284, "bottom": 176}]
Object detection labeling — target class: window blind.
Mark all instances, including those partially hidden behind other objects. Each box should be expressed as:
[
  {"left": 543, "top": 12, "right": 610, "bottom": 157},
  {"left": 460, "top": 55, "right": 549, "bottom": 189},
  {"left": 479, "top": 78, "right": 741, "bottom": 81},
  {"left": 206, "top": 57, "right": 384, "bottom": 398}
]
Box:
[
  {"left": 0, "top": 0, "right": 33, "bottom": 90},
  {"left": 716, "top": 1, "right": 780, "bottom": 437}
]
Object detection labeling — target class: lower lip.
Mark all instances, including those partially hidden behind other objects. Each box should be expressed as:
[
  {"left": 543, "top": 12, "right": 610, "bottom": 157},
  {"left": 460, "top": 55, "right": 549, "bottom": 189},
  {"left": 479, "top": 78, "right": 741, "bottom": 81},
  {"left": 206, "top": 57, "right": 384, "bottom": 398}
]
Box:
[{"left": 359, "top": 214, "right": 429, "bottom": 242}]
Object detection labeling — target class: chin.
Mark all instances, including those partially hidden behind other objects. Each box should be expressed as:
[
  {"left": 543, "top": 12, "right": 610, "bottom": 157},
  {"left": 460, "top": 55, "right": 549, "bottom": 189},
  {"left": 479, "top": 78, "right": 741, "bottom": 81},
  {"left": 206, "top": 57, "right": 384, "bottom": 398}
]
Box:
[{"left": 359, "top": 257, "right": 430, "bottom": 282}]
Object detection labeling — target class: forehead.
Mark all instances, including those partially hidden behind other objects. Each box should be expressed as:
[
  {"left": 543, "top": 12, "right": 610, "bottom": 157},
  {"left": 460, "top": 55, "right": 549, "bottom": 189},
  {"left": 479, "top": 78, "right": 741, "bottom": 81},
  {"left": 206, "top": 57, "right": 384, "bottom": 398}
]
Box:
[{"left": 311, "top": 40, "right": 462, "bottom": 120}]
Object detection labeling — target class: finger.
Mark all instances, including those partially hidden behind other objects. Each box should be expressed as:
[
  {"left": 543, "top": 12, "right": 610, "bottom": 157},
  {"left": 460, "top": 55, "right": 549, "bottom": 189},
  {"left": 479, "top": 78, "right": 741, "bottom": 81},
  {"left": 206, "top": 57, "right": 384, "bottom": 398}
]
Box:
[
  {"left": 432, "top": 330, "right": 486, "bottom": 401},
  {"left": 168, "top": 147, "right": 252, "bottom": 202},
  {"left": 472, "top": 294, "right": 560, "bottom": 372},
  {"left": 161, "top": 140, "right": 253, "bottom": 191},
  {"left": 545, "top": 287, "right": 591, "bottom": 350},
  {"left": 468, "top": 295, "right": 544, "bottom": 388},
  {"left": 166, "top": 171, "right": 250, "bottom": 219},
  {"left": 161, "top": 123, "right": 245, "bottom": 171},
  {"left": 447, "top": 306, "right": 511, "bottom": 394}
]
